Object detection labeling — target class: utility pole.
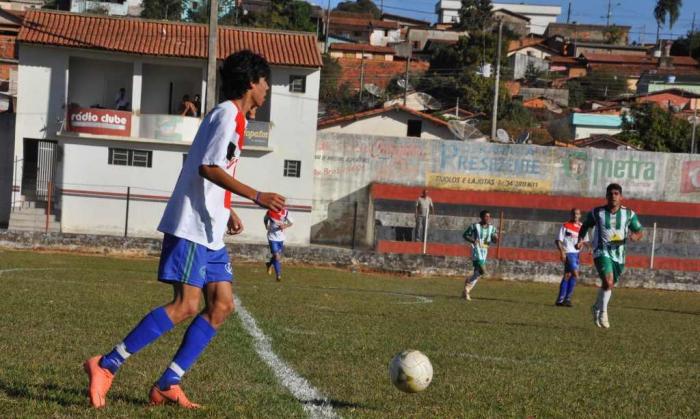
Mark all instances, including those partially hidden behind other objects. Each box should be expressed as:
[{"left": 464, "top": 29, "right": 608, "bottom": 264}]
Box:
[
  {"left": 324, "top": 0, "right": 331, "bottom": 54},
  {"left": 380, "top": 0, "right": 384, "bottom": 14},
  {"left": 692, "top": 106, "right": 698, "bottom": 154},
  {"left": 691, "top": 13, "right": 697, "bottom": 58},
  {"left": 359, "top": 52, "right": 365, "bottom": 101},
  {"left": 205, "top": 0, "right": 219, "bottom": 114},
  {"left": 403, "top": 54, "right": 410, "bottom": 106},
  {"left": 491, "top": 19, "right": 503, "bottom": 141},
  {"left": 567, "top": 1, "right": 571, "bottom": 24},
  {"left": 606, "top": 0, "right": 612, "bottom": 26}
]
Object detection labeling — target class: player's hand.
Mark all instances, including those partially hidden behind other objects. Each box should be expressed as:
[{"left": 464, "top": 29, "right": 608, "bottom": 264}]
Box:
[
  {"left": 560, "top": 252, "right": 567, "bottom": 263},
  {"left": 255, "top": 192, "right": 285, "bottom": 211},
  {"left": 629, "top": 231, "right": 643, "bottom": 242},
  {"left": 227, "top": 210, "right": 243, "bottom": 235},
  {"left": 575, "top": 241, "right": 584, "bottom": 250}
]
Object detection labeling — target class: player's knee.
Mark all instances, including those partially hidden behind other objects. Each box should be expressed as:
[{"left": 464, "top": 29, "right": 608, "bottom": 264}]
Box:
[{"left": 212, "top": 299, "right": 235, "bottom": 319}]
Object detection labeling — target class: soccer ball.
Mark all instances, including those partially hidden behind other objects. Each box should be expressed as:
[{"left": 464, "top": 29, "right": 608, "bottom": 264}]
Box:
[{"left": 389, "top": 350, "right": 433, "bottom": 393}]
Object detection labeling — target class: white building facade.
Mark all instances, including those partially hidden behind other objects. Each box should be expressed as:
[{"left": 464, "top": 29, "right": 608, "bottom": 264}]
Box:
[
  {"left": 435, "top": 0, "right": 561, "bottom": 35},
  {"left": 9, "top": 10, "right": 322, "bottom": 245}
]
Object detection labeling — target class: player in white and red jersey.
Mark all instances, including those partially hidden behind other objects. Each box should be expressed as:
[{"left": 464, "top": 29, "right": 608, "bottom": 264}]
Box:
[
  {"left": 554, "top": 208, "right": 586, "bottom": 307},
  {"left": 83, "top": 50, "right": 285, "bottom": 409},
  {"left": 264, "top": 207, "right": 294, "bottom": 281}
]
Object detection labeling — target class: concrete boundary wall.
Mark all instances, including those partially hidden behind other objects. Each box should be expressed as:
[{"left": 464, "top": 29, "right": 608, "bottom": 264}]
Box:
[
  {"left": 312, "top": 133, "right": 700, "bottom": 247},
  {"left": 1, "top": 231, "right": 698, "bottom": 292}
]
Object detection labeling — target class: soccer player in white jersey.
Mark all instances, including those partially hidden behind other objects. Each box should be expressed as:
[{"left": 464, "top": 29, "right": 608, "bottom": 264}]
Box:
[
  {"left": 264, "top": 207, "right": 294, "bottom": 281},
  {"left": 83, "top": 50, "right": 285, "bottom": 409},
  {"left": 462, "top": 210, "right": 499, "bottom": 301},
  {"left": 554, "top": 208, "right": 586, "bottom": 307},
  {"left": 576, "top": 183, "right": 643, "bottom": 329}
]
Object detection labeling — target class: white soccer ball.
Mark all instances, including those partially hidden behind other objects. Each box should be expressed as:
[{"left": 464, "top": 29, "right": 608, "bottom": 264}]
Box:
[{"left": 389, "top": 350, "right": 433, "bottom": 393}]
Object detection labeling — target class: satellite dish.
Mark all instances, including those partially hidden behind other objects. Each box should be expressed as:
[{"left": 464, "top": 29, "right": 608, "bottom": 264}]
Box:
[
  {"left": 364, "top": 83, "right": 383, "bottom": 98},
  {"left": 495, "top": 128, "right": 511, "bottom": 144},
  {"left": 397, "top": 78, "right": 413, "bottom": 91},
  {"left": 448, "top": 120, "right": 488, "bottom": 142},
  {"left": 415, "top": 92, "right": 442, "bottom": 110},
  {"left": 515, "top": 131, "right": 530, "bottom": 144},
  {"left": 688, "top": 115, "right": 700, "bottom": 125}
]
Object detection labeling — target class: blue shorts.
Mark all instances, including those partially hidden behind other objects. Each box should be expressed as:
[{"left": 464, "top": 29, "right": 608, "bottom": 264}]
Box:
[
  {"left": 269, "top": 240, "right": 284, "bottom": 255},
  {"left": 564, "top": 252, "right": 580, "bottom": 273},
  {"left": 158, "top": 234, "right": 233, "bottom": 288}
]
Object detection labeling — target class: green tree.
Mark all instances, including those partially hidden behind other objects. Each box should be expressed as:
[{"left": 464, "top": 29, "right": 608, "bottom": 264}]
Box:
[
  {"left": 240, "top": 0, "right": 315, "bottom": 32},
  {"left": 566, "top": 72, "right": 629, "bottom": 107},
  {"left": 319, "top": 54, "right": 362, "bottom": 115},
  {"left": 654, "top": 0, "right": 683, "bottom": 40},
  {"left": 670, "top": 30, "right": 700, "bottom": 60},
  {"left": 187, "top": 0, "right": 237, "bottom": 24},
  {"left": 604, "top": 25, "right": 626, "bottom": 45},
  {"left": 141, "top": 0, "right": 186, "bottom": 20},
  {"left": 619, "top": 103, "right": 692, "bottom": 152},
  {"left": 334, "top": 0, "right": 381, "bottom": 18},
  {"left": 456, "top": 0, "right": 493, "bottom": 32},
  {"left": 524, "top": 62, "right": 543, "bottom": 84}
]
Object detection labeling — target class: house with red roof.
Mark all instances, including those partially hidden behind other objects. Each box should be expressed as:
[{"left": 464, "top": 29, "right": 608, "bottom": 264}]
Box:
[
  {"left": 6, "top": 10, "right": 322, "bottom": 243},
  {"left": 318, "top": 105, "right": 456, "bottom": 140}
]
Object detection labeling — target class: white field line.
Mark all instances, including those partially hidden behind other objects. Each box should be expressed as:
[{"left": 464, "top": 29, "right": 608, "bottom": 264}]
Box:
[{"left": 234, "top": 295, "right": 338, "bottom": 419}]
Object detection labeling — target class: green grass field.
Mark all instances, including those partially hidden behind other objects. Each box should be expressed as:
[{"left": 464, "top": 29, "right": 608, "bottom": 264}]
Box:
[{"left": 0, "top": 249, "right": 698, "bottom": 418}]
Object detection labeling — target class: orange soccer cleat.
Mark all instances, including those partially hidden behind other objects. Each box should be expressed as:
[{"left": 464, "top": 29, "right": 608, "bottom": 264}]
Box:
[
  {"left": 149, "top": 384, "right": 201, "bottom": 409},
  {"left": 83, "top": 356, "right": 115, "bottom": 408}
]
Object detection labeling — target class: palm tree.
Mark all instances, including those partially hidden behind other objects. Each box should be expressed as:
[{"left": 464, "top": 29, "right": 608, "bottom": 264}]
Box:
[{"left": 654, "top": 0, "right": 683, "bottom": 42}]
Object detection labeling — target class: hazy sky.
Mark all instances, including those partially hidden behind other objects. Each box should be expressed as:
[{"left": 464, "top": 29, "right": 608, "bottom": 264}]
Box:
[{"left": 309, "top": 0, "right": 700, "bottom": 41}]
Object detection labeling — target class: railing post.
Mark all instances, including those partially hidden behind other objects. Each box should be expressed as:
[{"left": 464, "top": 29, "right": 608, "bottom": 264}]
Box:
[
  {"left": 649, "top": 222, "right": 657, "bottom": 269},
  {"left": 45, "top": 180, "right": 52, "bottom": 233},
  {"left": 124, "top": 186, "right": 131, "bottom": 238},
  {"left": 351, "top": 201, "right": 358, "bottom": 250},
  {"left": 496, "top": 210, "right": 504, "bottom": 259}
]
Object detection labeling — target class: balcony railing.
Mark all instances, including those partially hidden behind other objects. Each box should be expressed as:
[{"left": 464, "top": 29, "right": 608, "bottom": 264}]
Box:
[{"left": 62, "top": 106, "right": 271, "bottom": 148}]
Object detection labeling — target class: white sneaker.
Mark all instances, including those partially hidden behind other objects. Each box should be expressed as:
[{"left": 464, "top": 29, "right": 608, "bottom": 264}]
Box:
[
  {"left": 461, "top": 289, "right": 471, "bottom": 301},
  {"left": 591, "top": 305, "right": 601, "bottom": 328},
  {"left": 599, "top": 311, "right": 610, "bottom": 329}
]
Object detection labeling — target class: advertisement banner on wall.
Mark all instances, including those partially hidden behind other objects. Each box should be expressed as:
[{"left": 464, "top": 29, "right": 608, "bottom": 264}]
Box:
[
  {"left": 67, "top": 107, "right": 131, "bottom": 137},
  {"left": 426, "top": 173, "right": 553, "bottom": 193},
  {"left": 245, "top": 121, "right": 270, "bottom": 148},
  {"left": 681, "top": 160, "right": 700, "bottom": 193}
]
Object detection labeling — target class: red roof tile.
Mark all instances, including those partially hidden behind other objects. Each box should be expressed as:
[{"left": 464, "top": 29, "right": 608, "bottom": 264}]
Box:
[
  {"left": 329, "top": 43, "right": 395, "bottom": 54},
  {"left": 318, "top": 104, "right": 448, "bottom": 129},
  {"left": 18, "top": 10, "right": 322, "bottom": 67}
]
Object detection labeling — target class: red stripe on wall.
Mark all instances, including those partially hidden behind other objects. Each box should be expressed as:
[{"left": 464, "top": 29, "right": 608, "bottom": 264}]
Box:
[
  {"left": 376, "top": 240, "right": 700, "bottom": 272},
  {"left": 60, "top": 188, "right": 313, "bottom": 212},
  {"left": 371, "top": 184, "right": 700, "bottom": 218}
]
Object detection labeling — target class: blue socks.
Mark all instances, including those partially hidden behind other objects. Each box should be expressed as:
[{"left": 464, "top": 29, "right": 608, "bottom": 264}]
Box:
[
  {"left": 565, "top": 277, "right": 577, "bottom": 301},
  {"left": 156, "top": 315, "right": 217, "bottom": 390},
  {"left": 557, "top": 276, "right": 577, "bottom": 302},
  {"left": 100, "top": 306, "right": 174, "bottom": 374},
  {"left": 557, "top": 276, "right": 569, "bottom": 303},
  {"left": 272, "top": 257, "right": 281, "bottom": 277}
]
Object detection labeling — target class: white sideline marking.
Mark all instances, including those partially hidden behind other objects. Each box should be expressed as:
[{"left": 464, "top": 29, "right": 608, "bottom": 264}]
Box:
[
  {"left": 234, "top": 295, "right": 338, "bottom": 419},
  {"left": 392, "top": 294, "right": 433, "bottom": 304}
]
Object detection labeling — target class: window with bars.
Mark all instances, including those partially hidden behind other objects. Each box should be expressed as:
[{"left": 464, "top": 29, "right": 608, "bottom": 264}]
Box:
[
  {"left": 283, "top": 160, "right": 301, "bottom": 178},
  {"left": 289, "top": 75, "right": 306, "bottom": 93},
  {"left": 108, "top": 148, "right": 152, "bottom": 168}
]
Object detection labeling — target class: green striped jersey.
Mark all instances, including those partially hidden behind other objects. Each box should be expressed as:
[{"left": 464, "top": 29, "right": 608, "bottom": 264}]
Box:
[
  {"left": 582, "top": 206, "right": 642, "bottom": 263},
  {"left": 463, "top": 223, "right": 496, "bottom": 261}
]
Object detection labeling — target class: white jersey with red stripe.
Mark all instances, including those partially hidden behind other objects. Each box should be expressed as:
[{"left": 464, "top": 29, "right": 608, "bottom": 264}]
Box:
[
  {"left": 158, "top": 101, "right": 246, "bottom": 250},
  {"left": 557, "top": 221, "right": 582, "bottom": 254},
  {"left": 265, "top": 208, "right": 294, "bottom": 242}
]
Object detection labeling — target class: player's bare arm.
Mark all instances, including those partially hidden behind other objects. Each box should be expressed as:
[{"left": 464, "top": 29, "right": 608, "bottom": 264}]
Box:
[
  {"left": 199, "top": 164, "right": 285, "bottom": 211},
  {"left": 629, "top": 230, "right": 644, "bottom": 241},
  {"left": 555, "top": 240, "right": 567, "bottom": 262}
]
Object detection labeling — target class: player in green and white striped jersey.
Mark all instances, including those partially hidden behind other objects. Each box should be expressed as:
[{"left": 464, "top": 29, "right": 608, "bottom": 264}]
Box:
[
  {"left": 576, "top": 183, "right": 643, "bottom": 329},
  {"left": 462, "top": 210, "right": 499, "bottom": 301}
]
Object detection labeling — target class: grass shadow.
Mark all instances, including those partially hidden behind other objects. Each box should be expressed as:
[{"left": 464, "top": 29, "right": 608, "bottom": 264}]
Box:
[{"left": 621, "top": 305, "right": 700, "bottom": 316}]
